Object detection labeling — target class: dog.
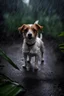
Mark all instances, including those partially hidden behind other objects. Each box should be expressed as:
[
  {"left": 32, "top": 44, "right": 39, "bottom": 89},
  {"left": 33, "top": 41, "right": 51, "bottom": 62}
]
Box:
[{"left": 18, "top": 21, "right": 44, "bottom": 71}]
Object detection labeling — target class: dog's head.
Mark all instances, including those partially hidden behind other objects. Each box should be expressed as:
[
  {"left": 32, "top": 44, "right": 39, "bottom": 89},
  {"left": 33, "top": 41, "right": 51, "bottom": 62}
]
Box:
[{"left": 18, "top": 24, "right": 43, "bottom": 39}]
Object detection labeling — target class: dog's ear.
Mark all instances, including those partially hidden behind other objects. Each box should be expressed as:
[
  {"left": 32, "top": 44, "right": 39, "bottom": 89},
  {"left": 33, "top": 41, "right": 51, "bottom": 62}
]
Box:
[
  {"left": 34, "top": 24, "right": 43, "bottom": 30},
  {"left": 18, "top": 24, "right": 26, "bottom": 32}
]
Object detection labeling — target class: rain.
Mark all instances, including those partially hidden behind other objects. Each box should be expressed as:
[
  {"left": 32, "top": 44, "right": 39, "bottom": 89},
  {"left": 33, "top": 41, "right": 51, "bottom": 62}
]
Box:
[{"left": 0, "top": 0, "right": 64, "bottom": 96}]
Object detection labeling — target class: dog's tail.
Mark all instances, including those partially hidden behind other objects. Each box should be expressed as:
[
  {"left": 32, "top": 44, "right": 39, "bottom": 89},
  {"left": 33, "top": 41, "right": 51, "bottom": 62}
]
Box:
[
  {"left": 40, "top": 33, "right": 43, "bottom": 40},
  {"left": 34, "top": 20, "right": 43, "bottom": 40},
  {"left": 34, "top": 20, "right": 39, "bottom": 24}
]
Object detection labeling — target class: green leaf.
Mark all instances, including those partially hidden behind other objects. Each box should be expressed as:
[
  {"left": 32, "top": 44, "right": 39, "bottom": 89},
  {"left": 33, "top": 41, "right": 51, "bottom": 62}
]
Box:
[
  {"left": 59, "top": 32, "right": 64, "bottom": 36},
  {"left": 0, "top": 82, "right": 25, "bottom": 96},
  {"left": 0, "top": 73, "right": 13, "bottom": 82},
  {"left": 59, "top": 43, "right": 64, "bottom": 46},
  {"left": 60, "top": 46, "right": 64, "bottom": 49},
  {"left": 0, "top": 48, "right": 19, "bottom": 70},
  {"left": 61, "top": 50, "right": 64, "bottom": 53}
]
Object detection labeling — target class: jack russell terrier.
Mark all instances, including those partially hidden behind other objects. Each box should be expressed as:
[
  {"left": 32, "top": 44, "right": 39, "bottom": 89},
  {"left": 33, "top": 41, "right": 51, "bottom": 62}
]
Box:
[{"left": 18, "top": 21, "right": 44, "bottom": 71}]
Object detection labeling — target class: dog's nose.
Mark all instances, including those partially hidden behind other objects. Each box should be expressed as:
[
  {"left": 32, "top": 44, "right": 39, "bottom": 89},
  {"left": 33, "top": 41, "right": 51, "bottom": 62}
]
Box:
[
  {"left": 28, "top": 33, "right": 32, "bottom": 37},
  {"left": 28, "top": 33, "right": 32, "bottom": 39}
]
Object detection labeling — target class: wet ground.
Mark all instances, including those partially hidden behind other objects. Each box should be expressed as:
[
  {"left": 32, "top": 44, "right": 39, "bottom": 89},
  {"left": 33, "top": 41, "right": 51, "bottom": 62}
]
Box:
[{"left": 0, "top": 39, "right": 64, "bottom": 96}]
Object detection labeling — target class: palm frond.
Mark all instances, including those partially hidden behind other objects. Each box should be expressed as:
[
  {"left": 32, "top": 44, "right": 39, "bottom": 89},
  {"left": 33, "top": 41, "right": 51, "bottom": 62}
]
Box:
[{"left": 0, "top": 48, "right": 19, "bottom": 70}]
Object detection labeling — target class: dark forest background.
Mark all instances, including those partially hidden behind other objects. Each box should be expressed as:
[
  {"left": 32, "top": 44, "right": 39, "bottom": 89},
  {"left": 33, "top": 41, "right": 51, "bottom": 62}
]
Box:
[{"left": 0, "top": 0, "right": 64, "bottom": 52}]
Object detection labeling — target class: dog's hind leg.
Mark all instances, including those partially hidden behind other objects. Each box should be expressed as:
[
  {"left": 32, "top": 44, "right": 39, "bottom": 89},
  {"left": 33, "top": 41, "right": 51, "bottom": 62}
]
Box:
[
  {"left": 40, "top": 42, "right": 44, "bottom": 63},
  {"left": 34, "top": 55, "right": 39, "bottom": 70},
  {"left": 41, "top": 52, "right": 44, "bottom": 63}
]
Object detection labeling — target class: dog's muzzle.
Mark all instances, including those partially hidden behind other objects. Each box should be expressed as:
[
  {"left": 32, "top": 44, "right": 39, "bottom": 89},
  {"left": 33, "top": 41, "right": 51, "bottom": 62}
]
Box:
[{"left": 28, "top": 33, "right": 32, "bottom": 39}]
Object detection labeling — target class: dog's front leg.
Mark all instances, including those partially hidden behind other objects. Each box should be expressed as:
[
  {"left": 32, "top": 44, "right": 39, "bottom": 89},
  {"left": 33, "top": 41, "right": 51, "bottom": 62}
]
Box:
[
  {"left": 23, "top": 54, "right": 27, "bottom": 69},
  {"left": 23, "top": 54, "right": 31, "bottom": 71},
  {"left": 27, "top": 55, "right": 31, "bottom": 69},
  {"left": 27, "top": 55, "right": 31, "bottom": 63},
  {"left": 35, "top": 55, "right": 38, "bottom": 70}
]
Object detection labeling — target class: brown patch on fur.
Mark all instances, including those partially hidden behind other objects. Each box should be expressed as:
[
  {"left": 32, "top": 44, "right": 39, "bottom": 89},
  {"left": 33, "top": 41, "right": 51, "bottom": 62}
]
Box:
[
  {"left": 31, "top": 24, "right": 43, "bottom": 37},
  {"left": 34, "top": 24, "right": 43, "bottom": 30},
  {"left": 18, "top": 24, "right": 27, "bottom": 32}
]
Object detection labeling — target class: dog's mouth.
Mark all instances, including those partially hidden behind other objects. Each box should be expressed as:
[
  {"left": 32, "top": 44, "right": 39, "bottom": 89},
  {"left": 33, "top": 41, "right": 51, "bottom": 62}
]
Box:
[
  {"left": 26, "top": 37, "right": 36, "bottom": 45},
  {"left": 26, "top": 36, "right": 33, "bottom": 40},
  {"left": 28, "top": 36, "right": 32, "bottom": 39}
]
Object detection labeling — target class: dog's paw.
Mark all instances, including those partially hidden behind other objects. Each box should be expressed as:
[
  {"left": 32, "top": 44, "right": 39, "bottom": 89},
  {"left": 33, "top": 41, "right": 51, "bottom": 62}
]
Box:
[
  {"left": 26, "top": 66, "right": 30, "bottom": 71},
  {"left": 27, "top": 60, "right": 30, "bottom": 64},
  {"left": 41, "top": 58, "right": 44, "bottom": 63},
  {"left": 22, "top": 65, "right": 26, "bottom": 69},
  {"left": 34, "top": 66, "right": 38, "bottom": 71},
  {"left": 22, "top": 65, "right": 30, "bottom": 71},
  {"left": 34, "top": 68, "right": 38, "bottom": 71}
]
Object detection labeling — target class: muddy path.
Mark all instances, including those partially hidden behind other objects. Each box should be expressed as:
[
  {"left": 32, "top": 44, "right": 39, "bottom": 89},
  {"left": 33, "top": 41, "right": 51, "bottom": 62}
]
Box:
[{"left": 0, "top": 39, "right": 64, "bottom": 96}]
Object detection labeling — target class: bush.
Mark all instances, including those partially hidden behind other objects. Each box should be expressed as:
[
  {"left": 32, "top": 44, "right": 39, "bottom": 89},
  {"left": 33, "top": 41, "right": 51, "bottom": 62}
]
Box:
[
  {"left": 59, "top": 32, "right": 64, "bottom": 53},
  {"left": 39, "top": 14, "right": 62, "bottom": 37},
  {"left": 4, "top": 12, "right": 62, "bottom": 38},
  {"left": 4, "top": 13, "right": 23, "bottom": 33}
]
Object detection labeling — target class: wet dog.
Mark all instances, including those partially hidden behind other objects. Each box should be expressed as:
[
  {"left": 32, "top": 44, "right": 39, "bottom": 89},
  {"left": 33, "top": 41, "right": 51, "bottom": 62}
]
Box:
[{"left": 18, "top": 21, "right": 44, "bottom": 71}]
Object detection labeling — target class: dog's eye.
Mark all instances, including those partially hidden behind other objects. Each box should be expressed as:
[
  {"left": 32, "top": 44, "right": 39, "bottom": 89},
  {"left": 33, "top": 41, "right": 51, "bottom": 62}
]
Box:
[
  {"left": 24, "top": 29, "right": 28, "bottom": 32},
  {"left": 32, "top": 29, "right": 36, "bottom": 33}
]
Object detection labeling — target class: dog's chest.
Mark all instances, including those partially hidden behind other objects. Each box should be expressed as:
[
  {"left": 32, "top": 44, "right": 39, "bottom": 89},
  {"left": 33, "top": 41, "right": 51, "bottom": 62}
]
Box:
[{"left": 22, "top": 39, "right": 41, "bottom": 54}]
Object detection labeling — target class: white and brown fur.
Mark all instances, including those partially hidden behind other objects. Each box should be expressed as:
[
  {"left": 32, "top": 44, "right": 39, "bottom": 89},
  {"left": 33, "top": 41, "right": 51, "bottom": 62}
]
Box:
[{"left": 18, "top": 21, "right": 44, "bottom": 71}]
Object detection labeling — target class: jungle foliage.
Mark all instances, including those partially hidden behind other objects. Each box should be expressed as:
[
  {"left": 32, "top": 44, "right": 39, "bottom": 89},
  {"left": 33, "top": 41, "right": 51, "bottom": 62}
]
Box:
[
  {"left": 0, "top": 0, "right": 64, "bottom": 51},
  {"left": 0, "top": 49, "right": 25, "bottom": 96}
]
